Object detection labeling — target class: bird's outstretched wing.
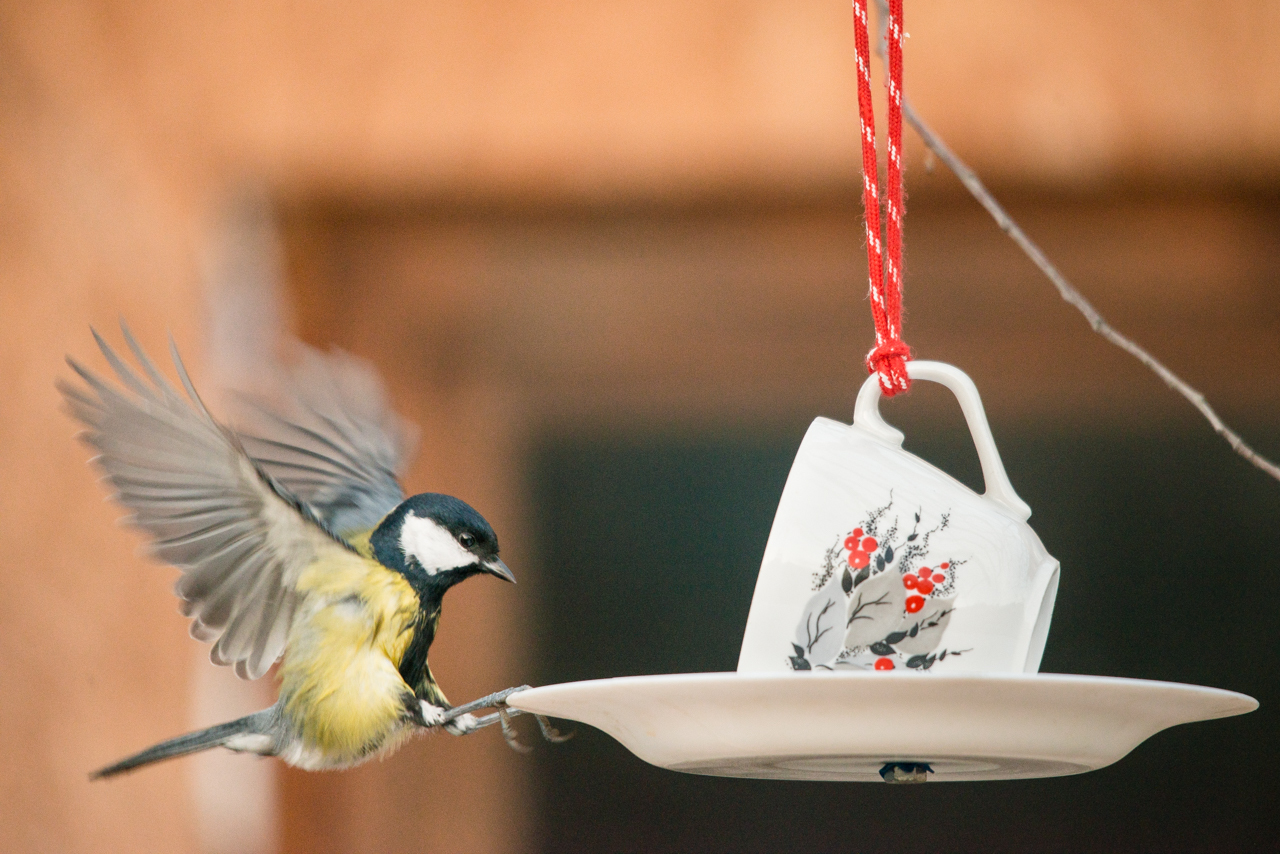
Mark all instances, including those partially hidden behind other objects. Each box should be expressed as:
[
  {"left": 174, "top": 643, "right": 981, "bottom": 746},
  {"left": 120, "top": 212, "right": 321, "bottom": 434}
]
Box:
[
  {"left": 60, "top": 327, "right": 354, "bottom": 680},
  {"left": 231, "top": 346, "right": 415, "bottom": 540}
]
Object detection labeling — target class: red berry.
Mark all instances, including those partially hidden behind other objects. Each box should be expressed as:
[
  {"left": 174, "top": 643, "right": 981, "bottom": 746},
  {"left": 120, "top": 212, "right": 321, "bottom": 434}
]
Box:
[
  {"left": 844, "top": 536, "right": 859, "bottom": 550},
  {"left": 905, "top": 595, "right": 925, "bottom": 613},
  {"left": 903, "top": 575, "right": 918, "bottom": 589},
  {"left": 917, "top": 567, "right": 931, "bottom": 578},
  {"left": 874, "top": 657, "right": 895, "bottom": 671},
  {"left": 853, "top": 528, "right": 864, "bottom": 538},
  {"left": 848, "top": 551, "right": 870, "bottom": 569},
  {"left": 862, "top": 537, "right": 878, "bottom": 551},
  {"left": 933, "top": 573, "right": 945, "bottom": 583},
  {"left": 940, "top": 562, "right": 950, "bottom": 569},
  {"left": 917, "top": 580, "right": 934, "bottom": 595}
]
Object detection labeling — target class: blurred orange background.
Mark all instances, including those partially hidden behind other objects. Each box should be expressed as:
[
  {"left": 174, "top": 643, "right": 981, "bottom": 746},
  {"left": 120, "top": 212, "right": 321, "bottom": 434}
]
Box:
[{"left": 1, "top": 2, "right": 1278, "bottom": 852}]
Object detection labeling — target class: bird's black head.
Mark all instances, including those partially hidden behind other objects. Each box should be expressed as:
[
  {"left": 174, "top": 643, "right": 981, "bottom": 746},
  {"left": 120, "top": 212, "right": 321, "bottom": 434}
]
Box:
[{"left": 370, "top": 493, "right": 514, "bottom": 590}]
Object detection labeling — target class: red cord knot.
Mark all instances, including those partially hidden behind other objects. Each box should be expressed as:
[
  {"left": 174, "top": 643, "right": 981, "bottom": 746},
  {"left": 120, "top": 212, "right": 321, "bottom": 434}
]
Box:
[{"left": 866, "top": 340, "right": 912, "bottom": 396}]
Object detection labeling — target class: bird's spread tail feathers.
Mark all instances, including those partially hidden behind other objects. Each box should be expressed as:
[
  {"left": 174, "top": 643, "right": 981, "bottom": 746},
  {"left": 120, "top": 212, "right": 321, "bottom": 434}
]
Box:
[{"left": 91, "top": 708, "right": 276, "bottom": 780}]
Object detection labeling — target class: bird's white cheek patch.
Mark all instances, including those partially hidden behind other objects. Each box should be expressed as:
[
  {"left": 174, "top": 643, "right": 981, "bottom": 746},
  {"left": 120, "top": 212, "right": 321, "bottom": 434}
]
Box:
[{"left": 399, "top": 515, "right": 474, "bottom": 575}]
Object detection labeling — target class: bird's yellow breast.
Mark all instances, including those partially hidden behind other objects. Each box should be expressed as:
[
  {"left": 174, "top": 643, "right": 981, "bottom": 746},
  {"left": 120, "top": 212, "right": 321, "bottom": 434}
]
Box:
[{"left": 278, "top": 548, "right": 420, "bottom": 762}]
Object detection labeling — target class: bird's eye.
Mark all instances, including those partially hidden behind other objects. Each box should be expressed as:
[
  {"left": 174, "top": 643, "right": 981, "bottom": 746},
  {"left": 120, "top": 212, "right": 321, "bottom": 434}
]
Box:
[{"left": 459, "top": 533, "right": 477, "bottom": 549}]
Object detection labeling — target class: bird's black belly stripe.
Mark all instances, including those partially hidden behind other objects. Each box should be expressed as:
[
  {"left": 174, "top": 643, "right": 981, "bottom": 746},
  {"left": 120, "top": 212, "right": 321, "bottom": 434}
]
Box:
[{"left": 397, "top": 605, "right": 440, "bottom": 697}]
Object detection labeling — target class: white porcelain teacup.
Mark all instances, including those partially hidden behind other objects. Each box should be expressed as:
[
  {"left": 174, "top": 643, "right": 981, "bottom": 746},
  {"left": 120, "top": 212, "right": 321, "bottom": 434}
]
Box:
[{"left": 738, "top": 361, "right": 1059, "bottom": 675}]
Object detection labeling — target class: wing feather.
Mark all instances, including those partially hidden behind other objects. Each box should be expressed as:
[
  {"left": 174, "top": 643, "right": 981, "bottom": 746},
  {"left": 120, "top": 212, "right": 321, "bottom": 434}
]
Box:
[
  {"left": 61, "top": 325, "right": 353, "bottom": 679},
  {"left": 232, "top": 346, "right": 415, "bottom": 538}
]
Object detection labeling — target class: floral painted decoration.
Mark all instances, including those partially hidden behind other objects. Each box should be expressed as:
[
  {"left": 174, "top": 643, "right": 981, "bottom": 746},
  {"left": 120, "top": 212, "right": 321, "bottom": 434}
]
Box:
[{"left": 789, "top": 494, "right": 969, "bottom": 671}]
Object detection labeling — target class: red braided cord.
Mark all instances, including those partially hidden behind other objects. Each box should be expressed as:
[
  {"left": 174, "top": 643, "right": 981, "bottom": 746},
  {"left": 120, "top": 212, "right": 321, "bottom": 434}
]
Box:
[{"left": 853, "top": 0, "right": 911, "bottom": 395}]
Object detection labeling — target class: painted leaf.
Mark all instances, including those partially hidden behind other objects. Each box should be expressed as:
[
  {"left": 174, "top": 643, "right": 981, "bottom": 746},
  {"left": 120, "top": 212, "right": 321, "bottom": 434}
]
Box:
[
  {"left": 844, "top": 567, "right": 905, "bottom": 649},
  {"left": 793, "top": 574, "right": 845, "bottom": 668},
  {"left": 895, "top": 597, "right": 956, "bottom": 655}
]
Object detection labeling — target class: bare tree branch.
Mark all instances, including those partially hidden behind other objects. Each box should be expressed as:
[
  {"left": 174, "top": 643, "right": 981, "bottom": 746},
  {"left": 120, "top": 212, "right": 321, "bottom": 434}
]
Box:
[
  {"left": 901, "top": 100, "right": 1280, "bottom": 484},
  {"left": 866, "top": 0, "right": 1280, "bottom": 483}
]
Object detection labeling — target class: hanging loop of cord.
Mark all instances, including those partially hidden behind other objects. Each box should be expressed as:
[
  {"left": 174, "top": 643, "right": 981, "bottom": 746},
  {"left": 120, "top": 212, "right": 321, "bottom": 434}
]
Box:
[{"left": 853, "top": 0, "right": 911, "bottom": 396}]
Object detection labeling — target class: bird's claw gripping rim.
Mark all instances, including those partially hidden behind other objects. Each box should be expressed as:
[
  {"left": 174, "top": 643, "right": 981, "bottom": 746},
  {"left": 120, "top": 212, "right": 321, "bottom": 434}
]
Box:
[
  {"left": 439, "top": 685, "right": 573, "bottom": 752},
  {"left": 440, "top": 685, "right": 531, "bottom": 721}
]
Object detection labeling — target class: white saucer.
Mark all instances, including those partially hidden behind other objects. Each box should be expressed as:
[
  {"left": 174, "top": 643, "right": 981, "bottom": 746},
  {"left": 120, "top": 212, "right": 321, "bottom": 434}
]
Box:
[{"left": 508, "top": 672, "right": 1257, "bottom": 782}]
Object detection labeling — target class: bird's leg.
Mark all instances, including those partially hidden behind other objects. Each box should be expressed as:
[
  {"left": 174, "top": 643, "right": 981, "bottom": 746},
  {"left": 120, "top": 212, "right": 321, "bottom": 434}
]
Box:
[
  {"left": 417, "top": 686, "right": 527, "bottom": 734},
  {"left": 450, "top": 707, "right": 530, "bottom": 751},
  {"left": 439, "top": 685, "right": 531, "bottom": 723},
  {"left": 466, "top": 710, "right": 574, "bottom": 750},
  {"left": 427, "top": 685, "right": 529, "bottom": 742},
  {"left": 438, "top": 685, "right": 573, "bottom": 750}
]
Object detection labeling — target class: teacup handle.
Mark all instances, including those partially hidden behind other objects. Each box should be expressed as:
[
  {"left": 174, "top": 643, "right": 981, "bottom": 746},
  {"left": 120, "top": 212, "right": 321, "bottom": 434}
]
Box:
[{"left": 853, "top": 360, "right": 1032, "bottom": 521}]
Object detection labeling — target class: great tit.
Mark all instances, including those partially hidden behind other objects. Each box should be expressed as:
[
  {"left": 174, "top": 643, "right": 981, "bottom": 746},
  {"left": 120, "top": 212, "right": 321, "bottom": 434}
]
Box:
[{"left": 61, "top": 326, "right": 537, "bottom": 778}]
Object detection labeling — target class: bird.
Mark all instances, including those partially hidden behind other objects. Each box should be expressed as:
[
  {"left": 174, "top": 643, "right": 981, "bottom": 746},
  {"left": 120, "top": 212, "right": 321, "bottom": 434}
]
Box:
[{"left": 60, "top": 325, "right": 555, "bottom": 779}]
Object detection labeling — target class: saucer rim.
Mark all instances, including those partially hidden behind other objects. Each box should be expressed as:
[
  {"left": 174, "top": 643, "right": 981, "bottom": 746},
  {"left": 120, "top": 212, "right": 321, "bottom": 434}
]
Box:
[{"left": 506, "top": 671, "right": 1258, "bottom": 782}]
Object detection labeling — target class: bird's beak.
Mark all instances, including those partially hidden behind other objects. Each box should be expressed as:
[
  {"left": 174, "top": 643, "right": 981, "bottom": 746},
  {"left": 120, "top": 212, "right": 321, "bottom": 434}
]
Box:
[{"left": 483, "top": 558, "right": 516, "bottom": 583}]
